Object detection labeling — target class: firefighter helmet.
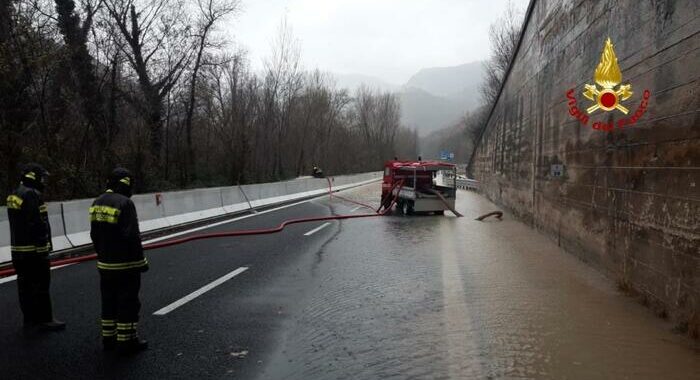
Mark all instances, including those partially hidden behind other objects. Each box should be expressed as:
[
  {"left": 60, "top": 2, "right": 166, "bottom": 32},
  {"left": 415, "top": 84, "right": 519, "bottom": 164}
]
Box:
[{"left": 21, "top": 163, "right": 49, "bottom": 190}]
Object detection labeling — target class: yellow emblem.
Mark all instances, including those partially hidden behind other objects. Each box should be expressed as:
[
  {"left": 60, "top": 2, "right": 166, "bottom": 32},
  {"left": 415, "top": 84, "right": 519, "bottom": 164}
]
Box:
[{"left": 583, "top": 38, "right": 633, "bottom": 114}]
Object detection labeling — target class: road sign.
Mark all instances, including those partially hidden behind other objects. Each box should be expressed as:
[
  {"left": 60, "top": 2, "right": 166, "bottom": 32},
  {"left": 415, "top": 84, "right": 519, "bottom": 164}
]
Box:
[
  {"left": 440, "top": 150, "right": 453, "bottom": 160},
  {"left": 551, "top": 164, "right": 564, "bottom": 177}
]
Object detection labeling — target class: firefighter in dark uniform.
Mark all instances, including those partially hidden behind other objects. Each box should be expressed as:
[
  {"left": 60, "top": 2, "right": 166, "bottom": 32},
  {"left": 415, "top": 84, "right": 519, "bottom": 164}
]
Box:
[
  {"left": 6, "top": 163, "right": 65, "bottom": 331},
  {"left": 89, "top": 168, "right": 148, "bottom": 353}
]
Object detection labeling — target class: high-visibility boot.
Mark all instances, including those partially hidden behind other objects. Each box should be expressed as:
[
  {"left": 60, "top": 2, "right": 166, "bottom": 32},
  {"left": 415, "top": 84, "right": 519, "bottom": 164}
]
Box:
[
  {"left": 117, "top": 322, "right": 148, "bottom": 355},
  {"left": 101, "top": 319, "right": 116, "bottom": 351}
]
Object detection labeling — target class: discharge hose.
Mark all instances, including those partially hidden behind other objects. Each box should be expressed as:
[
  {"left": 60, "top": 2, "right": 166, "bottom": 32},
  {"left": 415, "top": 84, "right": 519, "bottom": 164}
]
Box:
[{"left": 0, "top": 179, "right": 403, "bottom": 277}]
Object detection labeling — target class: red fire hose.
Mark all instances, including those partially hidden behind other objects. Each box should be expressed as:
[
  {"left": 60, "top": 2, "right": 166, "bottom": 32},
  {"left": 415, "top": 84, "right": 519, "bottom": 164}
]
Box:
[{"left": 0, "top": 179, "right": 403, "bottom": 278}]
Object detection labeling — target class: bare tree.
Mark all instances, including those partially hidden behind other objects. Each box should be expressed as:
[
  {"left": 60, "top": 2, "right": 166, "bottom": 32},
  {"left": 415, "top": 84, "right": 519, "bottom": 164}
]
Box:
[
  {"left": 354, "top": 86, "right": 401, "bottom": 165},
  {"left": 103, "top": 0, "right": 194, "bottom": 164},
  {"left": 182, "top": 0, "right": 239, "bottom": 181},
  {"left": 479, "top": 1, "right": 523, "bottom": 106},
  {"left": 204, "top": 52, "right": 257, "bottom": 183},
  {"left": 1, "top": 1, "right": 415, "bottom": 199},
  {"left": 54, "top": 0, "right": 112, "bottom": 175},
  {"left": 263, "top": 15, "right": 303, "bottom": 179}
]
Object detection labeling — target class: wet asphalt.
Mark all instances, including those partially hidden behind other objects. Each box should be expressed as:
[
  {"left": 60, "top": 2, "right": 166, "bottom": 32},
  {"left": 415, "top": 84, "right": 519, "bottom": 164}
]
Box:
[{"left": 0, "top": 183, "right": 698, "bottom": 379}]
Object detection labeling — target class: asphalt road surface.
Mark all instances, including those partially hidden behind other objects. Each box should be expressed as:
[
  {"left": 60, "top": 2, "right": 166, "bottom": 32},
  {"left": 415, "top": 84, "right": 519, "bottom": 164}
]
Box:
[{"left": 0, "top": 183, "right": 698, "bottom": 379}]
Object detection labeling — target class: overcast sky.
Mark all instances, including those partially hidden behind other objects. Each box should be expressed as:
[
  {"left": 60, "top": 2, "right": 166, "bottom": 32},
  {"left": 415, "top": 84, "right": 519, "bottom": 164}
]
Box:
[{"left": 224, "top": 0, "right": 530, "bottom": 84}]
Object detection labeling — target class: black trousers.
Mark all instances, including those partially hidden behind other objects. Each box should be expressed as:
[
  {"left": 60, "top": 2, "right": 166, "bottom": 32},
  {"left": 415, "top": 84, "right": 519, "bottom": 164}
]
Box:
[
  {"left": 100, "top": 271, "right": 141, "bottom": 343},
  {"left": 12, "top": 254, "right": 53, "bottom": 324}
]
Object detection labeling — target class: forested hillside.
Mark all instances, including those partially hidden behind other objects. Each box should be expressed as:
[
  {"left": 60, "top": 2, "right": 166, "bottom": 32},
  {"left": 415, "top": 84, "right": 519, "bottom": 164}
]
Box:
[{"left": 0, "top": 0, "right": 416, "bottom": 200}]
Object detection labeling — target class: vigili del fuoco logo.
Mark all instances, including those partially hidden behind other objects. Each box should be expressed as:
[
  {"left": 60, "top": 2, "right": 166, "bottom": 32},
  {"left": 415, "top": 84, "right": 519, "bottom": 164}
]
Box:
[{"left": 566, "top": 37, "right": 651, "bottom": 132}]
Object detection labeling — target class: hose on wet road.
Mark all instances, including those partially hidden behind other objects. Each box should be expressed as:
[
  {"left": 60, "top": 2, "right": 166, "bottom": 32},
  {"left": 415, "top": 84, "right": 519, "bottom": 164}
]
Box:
[{"left": 0, "top": 179, "right": 404, "bottom": 277}]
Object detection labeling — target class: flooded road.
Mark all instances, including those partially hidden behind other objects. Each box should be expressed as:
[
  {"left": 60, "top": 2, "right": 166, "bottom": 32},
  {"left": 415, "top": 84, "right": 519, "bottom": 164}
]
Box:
[{"left": 256, "top": 184, "right": 699, "bottom": 379}]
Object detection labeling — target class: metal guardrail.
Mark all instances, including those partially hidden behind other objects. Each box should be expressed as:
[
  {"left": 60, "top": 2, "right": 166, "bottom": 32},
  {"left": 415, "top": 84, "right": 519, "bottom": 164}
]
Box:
[{"left": 456, "top": 178, "right": 480, "bottom": 191}]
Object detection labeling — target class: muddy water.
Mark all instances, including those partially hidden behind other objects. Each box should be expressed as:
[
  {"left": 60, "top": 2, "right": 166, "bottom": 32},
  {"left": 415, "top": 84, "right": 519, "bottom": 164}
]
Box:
[{"left": 257, "top": 185, "right": 699, "bottom": 379}]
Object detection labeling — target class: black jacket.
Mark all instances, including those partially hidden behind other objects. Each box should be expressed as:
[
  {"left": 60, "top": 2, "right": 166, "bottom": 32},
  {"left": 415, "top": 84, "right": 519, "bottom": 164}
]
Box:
[
  {"left": 89, "top": 190, "right": 148, "bottom": 273},
  {"left": 6, "top": 183, "right": 52, "bottom": 257}
]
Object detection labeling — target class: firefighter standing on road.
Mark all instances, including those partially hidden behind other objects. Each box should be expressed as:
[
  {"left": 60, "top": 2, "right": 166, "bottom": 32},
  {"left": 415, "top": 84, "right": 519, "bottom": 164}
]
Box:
[
  {"left": 90, "top": 168, "right": 148, "bottom": 354},
  {"left": 7, "top": 163, "right": 65, "bottom": 331}
]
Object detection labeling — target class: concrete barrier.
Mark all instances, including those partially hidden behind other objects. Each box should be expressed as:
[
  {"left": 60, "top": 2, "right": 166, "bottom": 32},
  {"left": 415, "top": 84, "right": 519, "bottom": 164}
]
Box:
[
  {"left": 240, "top": 184, "right": 263, "bottom": 208},
  {"left": 0, "top": 203, "right": 72, "bottom": 263},
  {"left": 221, "top": 187, "right": 249, "bottom": 214},
  {"left": 62, "top": 198, "right": 95, "bottom": 247},
  {"left": 0, "top": 208, "right": 10, "bottom": 262},
  {"left": 132, "top": 193, "right": 170, "bottom": 232},
  {"left": 1, "top": 172, "right": 381, "bottom": 264},
  {"left": 163, "top": 188, "right": 226, "bottom": 226},
  {"left": 47, "top": 203, "right": 72, "bottom": 252}
]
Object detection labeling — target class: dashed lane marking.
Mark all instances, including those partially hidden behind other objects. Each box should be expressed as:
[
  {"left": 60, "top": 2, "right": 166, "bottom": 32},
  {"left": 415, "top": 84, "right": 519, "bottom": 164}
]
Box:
[
  {"left": 0, "top": 181, "right": 380, "bottom": 285},
  {"left": 0, "top": 264, "right": 71, "bottom": 285},
  {"left": 153, "top": 267, "right": 249, "bottom": 316},
  {"left": 303, "top": 222, "right": 331, "bottom": 236}
]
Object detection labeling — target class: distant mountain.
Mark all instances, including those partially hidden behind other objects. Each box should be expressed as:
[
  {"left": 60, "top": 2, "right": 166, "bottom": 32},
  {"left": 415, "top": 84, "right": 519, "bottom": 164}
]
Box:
[
  {"left": 397, "top": 61, "right": 485, "bottom": 135},
  {"left": 329, "top": 61, "right": 485, "bottom": 136},
  {"left": 331, "top": 73, "right": 399, "bottom": 93},
  {"left": 400, "top": 87, "right": 466, "bottom": 135},
  {"left": 406, "top": 61, "right": 484, "bottom": 98}
]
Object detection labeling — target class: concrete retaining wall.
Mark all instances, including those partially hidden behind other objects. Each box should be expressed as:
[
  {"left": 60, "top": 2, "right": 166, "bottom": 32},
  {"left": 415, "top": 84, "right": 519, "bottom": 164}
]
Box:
[
  {"left": 0, "top": 172, "right": 380, "bottom": 263},
  {"left": 468, "top": 0, "right": 699, "bottom": 336}
]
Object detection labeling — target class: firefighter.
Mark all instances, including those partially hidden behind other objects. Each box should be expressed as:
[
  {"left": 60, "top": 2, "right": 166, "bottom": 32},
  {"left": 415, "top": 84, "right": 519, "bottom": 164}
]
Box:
[
  {"left": 89, "top": 168, "right": 148, "bottom": 354},
  {"left": 7, "top": 163, "right": 65, "bottom": 331}
]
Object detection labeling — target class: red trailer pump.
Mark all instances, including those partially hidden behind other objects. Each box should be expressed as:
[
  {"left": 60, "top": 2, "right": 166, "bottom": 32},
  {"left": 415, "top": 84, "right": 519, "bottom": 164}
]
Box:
[{"left": 381, "top": 160, "right": 460, "bottom": 216}]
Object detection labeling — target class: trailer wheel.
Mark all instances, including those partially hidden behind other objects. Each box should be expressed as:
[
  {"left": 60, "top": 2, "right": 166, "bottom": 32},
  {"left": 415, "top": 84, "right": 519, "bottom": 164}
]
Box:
[{"left": 402, "top": 201, "right": 414, "bottom": 215}]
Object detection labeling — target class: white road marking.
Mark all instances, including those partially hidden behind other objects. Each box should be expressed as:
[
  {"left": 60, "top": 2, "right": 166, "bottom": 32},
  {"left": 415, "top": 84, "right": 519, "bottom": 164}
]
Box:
[
  {"left": 142, "top": 180, "right": 375, "bottom": 245},
  {"left": 441, "top": 229, "right": 485, "bottom": 377},
  {"left": 153, "top": 267, "right": 248, "bottom": 316},
  {"left": 0, "top": 180, "right": 379, "bottom": 284},
  {"left": 0, "top": 264, "right": 72, "bottom": 285},
  {"left": 304, "top": 222, "right": 331, "bottom": 236},
  {"left": 142, "top": 199, "right": 321, "bottom": 245},
  {"left": 350, "top": 206, "right": 362, "bottom": 212},
  {"left": 0, "top": 275, "right": 17, "bottom": 285}
]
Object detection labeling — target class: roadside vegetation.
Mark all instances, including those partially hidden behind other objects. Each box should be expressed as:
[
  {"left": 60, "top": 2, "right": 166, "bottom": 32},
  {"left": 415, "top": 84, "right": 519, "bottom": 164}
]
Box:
[{"left": 0, "top": 0, "right": 417, "bottom": 200}]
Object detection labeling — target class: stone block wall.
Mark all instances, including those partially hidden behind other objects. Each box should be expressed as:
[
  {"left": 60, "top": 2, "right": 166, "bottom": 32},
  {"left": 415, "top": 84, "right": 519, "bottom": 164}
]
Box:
[{"left": 469, "top": 0, "right": 699, "bottom": 336}]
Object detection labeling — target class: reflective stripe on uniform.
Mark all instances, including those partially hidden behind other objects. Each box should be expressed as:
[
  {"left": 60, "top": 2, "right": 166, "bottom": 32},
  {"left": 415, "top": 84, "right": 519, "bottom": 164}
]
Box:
[
  {"left": 117, "top": 333, "right": 137, "bottom": 341},
  {"left": 116, "top": 321, "right": 138, "bottom": 341},
  {"left": 12, "top": 243, "right": 51, "bottom": 253},
  {"left": 39, "top": 204, "right": 48, "bottom": 213},
  {"left": 24, "top": 172, "right": 36, "bottom": 180},
  {"left": 36, "top": 243, "right": 52, "bottom": 253},
  {"left": 11, "top": 245, "right": 37, "bottom": 252},
  {"left": 6, "top": 195, "right": 23, "bottom": 210},
  {"left": 97, "top": 258, "right": 148, "bottom": 270},
  {"left": 89, "top": 205, "right": 121, "bottom": 224},
  {"left": 119, "top": 177, "right": 131, "bottom": 186},
  {"left": 102, "top": 319, "right": 117, "bottom": 337}
]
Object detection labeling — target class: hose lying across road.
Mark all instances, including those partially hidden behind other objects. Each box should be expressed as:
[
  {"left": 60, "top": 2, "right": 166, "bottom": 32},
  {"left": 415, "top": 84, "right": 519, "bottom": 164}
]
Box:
[
  {"left": 0, "top": 179, "right": 404, "bottom": 278},
  {"left": 425, "top": 188, "right": 463, "bottom": 217}
]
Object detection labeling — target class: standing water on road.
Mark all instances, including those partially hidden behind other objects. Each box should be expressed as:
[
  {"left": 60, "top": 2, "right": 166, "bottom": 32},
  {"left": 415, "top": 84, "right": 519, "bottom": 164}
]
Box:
[{"left": 258, "top": 185, "right": 699, "bottom": 380}]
